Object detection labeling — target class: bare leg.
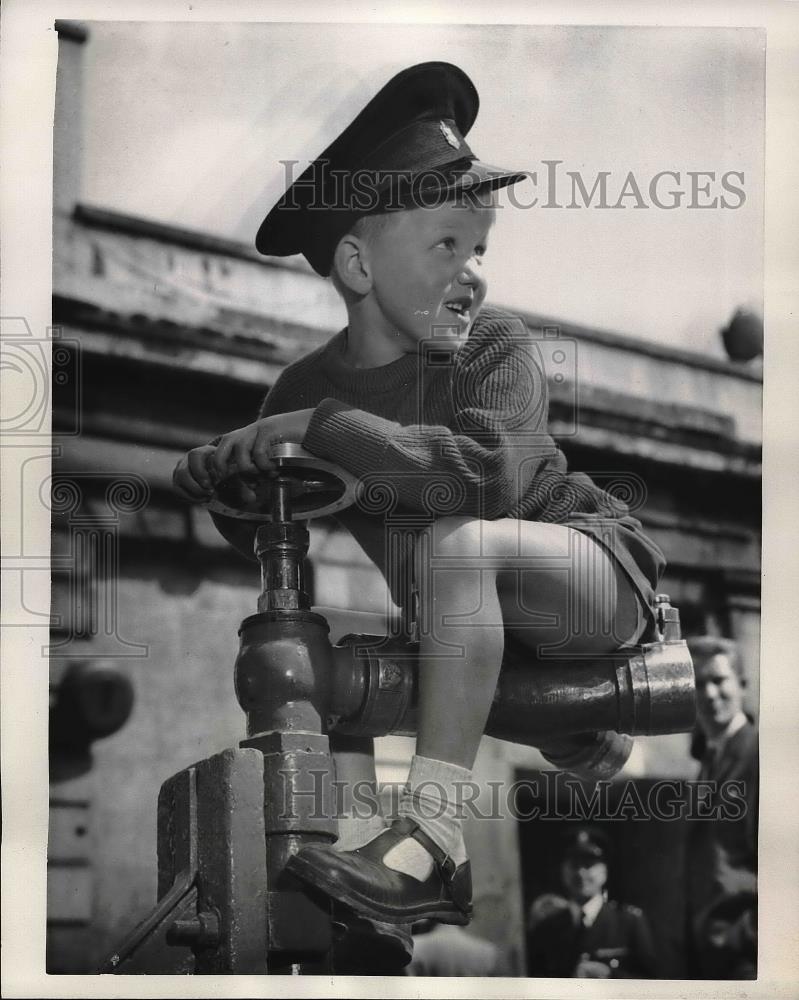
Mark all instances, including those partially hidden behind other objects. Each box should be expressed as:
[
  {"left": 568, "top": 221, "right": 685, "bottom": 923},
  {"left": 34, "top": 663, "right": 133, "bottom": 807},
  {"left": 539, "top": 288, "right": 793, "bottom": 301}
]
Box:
[
  {"left": 329, "top": 734, "right": 385, "bottom": 850},
  {"left": 414, "top": 516, "right": 640, "bottom": 771},
  {"left": 380, "top": 516, "right": 635, "bottom": 882},
  {"left": 286, "top": 516, "right": 642, "bottom": 920},
  {"left": 414, "top": 520, "right": 506, "bottom": 769}
]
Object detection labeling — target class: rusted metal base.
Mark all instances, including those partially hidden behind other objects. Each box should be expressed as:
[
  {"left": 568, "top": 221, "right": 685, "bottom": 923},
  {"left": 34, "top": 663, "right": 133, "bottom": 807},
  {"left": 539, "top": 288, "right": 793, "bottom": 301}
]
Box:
[{"left": 101, "top": 747, "right": 334, "bottom": 974}]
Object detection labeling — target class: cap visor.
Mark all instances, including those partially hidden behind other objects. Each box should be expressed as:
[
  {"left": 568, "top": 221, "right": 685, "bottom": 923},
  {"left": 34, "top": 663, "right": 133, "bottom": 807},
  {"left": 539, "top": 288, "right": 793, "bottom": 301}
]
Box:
[
  {"left": 566, "top": 850, "right": 605, "bottom": 863},
  {"left": 412, "top": 159, "right": 529, "bottom": 205},
  {"left": 454, "top": 159, "right": 529, "bottom": 192}
]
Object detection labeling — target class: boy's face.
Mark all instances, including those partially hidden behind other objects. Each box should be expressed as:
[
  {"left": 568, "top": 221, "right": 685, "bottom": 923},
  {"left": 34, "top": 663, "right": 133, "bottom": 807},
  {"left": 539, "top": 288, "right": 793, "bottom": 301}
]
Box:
[{"left": 363, "top": 198, "right": 495, "bottom": 349}]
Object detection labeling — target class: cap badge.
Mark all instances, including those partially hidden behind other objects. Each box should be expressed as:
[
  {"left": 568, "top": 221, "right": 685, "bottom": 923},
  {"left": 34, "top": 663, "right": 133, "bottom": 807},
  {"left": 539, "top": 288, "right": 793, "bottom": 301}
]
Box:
[{"left": 439, "top": 120, "right": 460, "bottom": 149}]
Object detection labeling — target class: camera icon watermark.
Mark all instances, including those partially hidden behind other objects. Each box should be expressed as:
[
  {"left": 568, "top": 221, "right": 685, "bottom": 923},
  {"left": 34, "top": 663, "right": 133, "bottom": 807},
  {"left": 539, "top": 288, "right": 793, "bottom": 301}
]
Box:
[
  {"left": 1, "top": 317, "right": 82, "bottom": 437},
  {"left": 2, "top": 316, "right": 87, "bottom": 656},
  {"left": 534, "top": 325, "right": 579, "bottom": 437}
]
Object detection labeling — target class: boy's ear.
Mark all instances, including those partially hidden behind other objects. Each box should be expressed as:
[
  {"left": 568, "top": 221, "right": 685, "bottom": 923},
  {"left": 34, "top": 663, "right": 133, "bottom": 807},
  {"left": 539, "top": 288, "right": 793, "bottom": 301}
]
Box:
[{"left": 332, "top": 234, "right": 372, "bottom": 295}]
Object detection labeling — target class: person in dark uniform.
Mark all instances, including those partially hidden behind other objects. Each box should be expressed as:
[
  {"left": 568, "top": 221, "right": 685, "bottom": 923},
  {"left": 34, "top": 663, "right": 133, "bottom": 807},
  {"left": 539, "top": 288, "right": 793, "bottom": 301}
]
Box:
[
  {"left": 685, "top": 636, "right": 758, "bottom": 979},
  {"left": 527, "top": 828, "right": 658, "bottom": 978}
]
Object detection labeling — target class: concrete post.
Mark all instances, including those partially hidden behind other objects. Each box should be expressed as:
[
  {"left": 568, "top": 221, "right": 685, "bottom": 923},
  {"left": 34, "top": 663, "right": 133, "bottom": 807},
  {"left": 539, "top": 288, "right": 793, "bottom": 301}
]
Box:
[{"left": 54, "top": 20, "right": 88, "bottom": 217}]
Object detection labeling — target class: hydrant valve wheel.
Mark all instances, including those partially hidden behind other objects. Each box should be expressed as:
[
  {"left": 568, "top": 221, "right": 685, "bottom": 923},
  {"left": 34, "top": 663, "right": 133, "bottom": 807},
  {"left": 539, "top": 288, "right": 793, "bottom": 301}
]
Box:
[{"left": 205, "top": 442, "right": 358, "bottom": 521}]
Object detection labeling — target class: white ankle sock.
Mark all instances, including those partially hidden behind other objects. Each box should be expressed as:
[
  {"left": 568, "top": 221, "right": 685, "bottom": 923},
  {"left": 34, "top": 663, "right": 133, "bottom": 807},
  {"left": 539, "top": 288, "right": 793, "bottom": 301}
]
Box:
[
  {"left": 382, "top": 755, "right": 471, "bottom": 882},
  {"left": 334, "top": 813, "right": 387, "bottom": 853}
]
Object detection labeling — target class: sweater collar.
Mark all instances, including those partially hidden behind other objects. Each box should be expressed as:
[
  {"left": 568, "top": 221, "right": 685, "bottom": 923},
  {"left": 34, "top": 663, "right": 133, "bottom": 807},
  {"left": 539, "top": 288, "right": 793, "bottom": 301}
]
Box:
[{"left": 319, "top": 328, "right": 424, "bottom": 392}]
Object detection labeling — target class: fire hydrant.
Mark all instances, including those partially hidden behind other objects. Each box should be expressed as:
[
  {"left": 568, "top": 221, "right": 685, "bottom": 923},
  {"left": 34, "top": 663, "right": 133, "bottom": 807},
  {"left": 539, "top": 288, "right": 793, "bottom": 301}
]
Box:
[{"left": 102, "top": 444, "right": 695, "bottom": 974}]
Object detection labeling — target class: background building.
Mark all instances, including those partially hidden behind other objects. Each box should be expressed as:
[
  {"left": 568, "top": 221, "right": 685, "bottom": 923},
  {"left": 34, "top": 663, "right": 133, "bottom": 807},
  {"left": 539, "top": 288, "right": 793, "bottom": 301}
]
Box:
[{"left": 47, "top": 22, "right": 762, "bottom": 976}]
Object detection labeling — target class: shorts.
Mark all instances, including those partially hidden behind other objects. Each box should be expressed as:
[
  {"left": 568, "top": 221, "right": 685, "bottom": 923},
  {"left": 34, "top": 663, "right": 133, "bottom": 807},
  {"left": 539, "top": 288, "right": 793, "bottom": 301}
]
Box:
[{"left": 564, "top": 512, "right": 666, "bottom": 645}]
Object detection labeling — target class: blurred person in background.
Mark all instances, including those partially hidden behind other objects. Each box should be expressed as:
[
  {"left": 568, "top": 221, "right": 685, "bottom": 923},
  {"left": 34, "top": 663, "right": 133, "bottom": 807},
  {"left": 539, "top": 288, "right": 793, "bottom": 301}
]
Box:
[
  {"left": 685, "top": 636, "right": 758, "bottom": 979},
  {"left": 526, "top": 827, "right": 657, "bottom": 978},
  {"left": 405, "top": 918, "right": 504, "bottom": 977}
]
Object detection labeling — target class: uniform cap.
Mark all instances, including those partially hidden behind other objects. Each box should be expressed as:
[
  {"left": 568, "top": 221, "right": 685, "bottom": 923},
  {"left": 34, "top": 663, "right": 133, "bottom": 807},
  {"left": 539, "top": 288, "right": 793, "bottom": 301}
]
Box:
[
  {"left": 563, "top": 827, "right": 609, "bottom": 864},
  {"left": 255, "top": 61, "right": 527, "bottom": 275}
]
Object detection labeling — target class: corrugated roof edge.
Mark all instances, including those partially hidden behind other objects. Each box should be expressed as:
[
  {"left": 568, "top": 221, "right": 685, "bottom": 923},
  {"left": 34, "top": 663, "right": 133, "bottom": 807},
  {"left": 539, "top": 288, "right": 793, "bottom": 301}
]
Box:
[{"left": 70, "top": 203, "right": 763, "bottom": 384}]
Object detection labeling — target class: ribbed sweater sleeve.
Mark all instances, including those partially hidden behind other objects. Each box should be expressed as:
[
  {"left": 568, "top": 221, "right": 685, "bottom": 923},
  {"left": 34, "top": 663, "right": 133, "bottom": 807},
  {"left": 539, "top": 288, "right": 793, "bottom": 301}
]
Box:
[{"left": 302, "top": 312, "right": 556, "bottom": 518}]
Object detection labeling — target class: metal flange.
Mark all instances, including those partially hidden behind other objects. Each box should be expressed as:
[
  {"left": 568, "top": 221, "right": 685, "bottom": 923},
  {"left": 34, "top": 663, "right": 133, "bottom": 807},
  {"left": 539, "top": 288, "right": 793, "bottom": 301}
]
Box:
[{"left": 204, "top": 442, "right": 359, "bottom": 522}]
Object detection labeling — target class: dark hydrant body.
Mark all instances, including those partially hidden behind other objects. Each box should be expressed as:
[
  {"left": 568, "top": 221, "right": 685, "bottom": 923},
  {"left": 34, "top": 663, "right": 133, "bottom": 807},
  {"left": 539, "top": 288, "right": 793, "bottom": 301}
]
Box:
[
  {"left": 235, "top": 495, "right": 338, "bottom": 972},
  {"left": 325, "top": 624, "right": 695, "bottom": 745}
]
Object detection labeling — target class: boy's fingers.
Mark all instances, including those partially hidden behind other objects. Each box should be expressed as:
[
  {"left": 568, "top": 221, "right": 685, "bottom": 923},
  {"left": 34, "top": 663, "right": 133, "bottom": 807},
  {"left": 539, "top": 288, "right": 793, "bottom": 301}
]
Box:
[
  {"left": 202, "top": 448, "right": 218, "bottom": 481},
  {"left": 232, "top": 435, "right": 258, "bottom": 474},
  {"left": 210, "top": 438, "right": 234, "bottom": 477},
  {"left": 172, "top": 463, "right": 211, "bottom": 501},
  {"left": 252, "top": 425, "right": 276, "bottom": 472},
  {"left": 187, "top": 450, "right": 213, "bottom": 490}
]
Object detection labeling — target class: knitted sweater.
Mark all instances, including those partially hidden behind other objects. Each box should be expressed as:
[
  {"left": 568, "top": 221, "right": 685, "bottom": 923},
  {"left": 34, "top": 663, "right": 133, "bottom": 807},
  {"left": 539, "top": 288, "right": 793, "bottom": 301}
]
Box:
[{"left": 215, "top": 306, "right": 665, "bottom": 612}]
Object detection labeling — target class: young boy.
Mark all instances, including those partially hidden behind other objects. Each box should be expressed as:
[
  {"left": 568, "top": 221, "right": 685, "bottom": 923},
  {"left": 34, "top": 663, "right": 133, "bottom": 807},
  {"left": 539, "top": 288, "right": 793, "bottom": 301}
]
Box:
[{"left": 173, "top": 62, "right": 665, "bottom": 932}]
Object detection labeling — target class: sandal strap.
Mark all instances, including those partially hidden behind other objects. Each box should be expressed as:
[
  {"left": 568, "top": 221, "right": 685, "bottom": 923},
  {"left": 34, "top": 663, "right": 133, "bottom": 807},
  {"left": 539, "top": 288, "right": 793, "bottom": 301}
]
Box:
[{"left": 393, "top": 816, "right": 457, "bottom": 880}]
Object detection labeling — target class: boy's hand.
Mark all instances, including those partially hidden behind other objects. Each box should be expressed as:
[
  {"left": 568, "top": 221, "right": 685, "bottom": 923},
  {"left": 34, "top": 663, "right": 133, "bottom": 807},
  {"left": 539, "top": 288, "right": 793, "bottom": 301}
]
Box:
[
  {"left": 209, "top": 410, "right": 314, "bottom": 480},
  {"left": 209, "top": 417, "right": 279, "bottom": 480},
  {"left": 172, "top": 442, "right": 259, "bottom": 509},
  {"left": 172, "top": 444, "right": 217, "bottom": 501},
  {"left": 172, "top": 411, "right": 315, "bottom": 503}
]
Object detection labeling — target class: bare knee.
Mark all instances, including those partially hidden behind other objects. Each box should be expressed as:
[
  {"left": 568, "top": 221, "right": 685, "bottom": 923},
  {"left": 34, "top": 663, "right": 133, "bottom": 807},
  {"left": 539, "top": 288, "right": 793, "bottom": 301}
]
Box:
[
  {"left": 413, "top": 519, "right": 496, "bottom": 601},
  {"left": 417, "top": 516, "right": 501, "bottom": 566},
  {"left": 416, "top": 518, "right": 562, "bottom": 577},
  {"left": 435, "top": 515, "right": 487, "bottom": 553}
]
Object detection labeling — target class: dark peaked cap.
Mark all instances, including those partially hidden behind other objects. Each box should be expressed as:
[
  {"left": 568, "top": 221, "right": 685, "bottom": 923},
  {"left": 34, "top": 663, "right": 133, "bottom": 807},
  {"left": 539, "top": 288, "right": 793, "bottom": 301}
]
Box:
[
  {"left": 255, "top": 62, "right": 527, "bottom": 275},
  {"left": 563, "top": 828, "right": 610, "bottom": 864}
]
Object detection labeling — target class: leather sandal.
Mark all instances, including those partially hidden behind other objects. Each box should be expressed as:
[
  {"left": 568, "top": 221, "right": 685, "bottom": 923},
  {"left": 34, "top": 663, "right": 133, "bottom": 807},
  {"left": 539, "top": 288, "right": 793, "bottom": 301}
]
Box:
[{"left": 285, "top": 816, "right": 473, "bottom": 926}]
